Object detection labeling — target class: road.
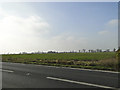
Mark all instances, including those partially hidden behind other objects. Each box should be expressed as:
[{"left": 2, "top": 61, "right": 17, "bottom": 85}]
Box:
[{"left": 1, "top": 62, "right": 119, "bottom": 89}]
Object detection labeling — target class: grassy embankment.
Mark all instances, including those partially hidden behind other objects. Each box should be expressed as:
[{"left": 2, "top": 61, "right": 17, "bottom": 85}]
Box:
[
  {"left": 2, "top": 52, "right": 119, "bottom": 71},
  {"left": 116, "top": 48, "right": 120, "bottom": 71}
]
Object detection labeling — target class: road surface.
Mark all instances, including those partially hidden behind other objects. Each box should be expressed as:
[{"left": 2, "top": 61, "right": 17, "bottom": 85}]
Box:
[{"left": 1, "top": 62, "right": 119, "bottom": 89}]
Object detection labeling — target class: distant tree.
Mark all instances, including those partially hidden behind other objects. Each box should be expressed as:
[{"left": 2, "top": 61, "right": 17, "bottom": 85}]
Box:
[
  {"left": 96, "top": 49, "right": 102, "bottom": 52},
  {"left": 96, "top": 49, "right": 100, "bottom": 52},
  {"left": 88, "top": 50, "right": 91, "bottom": 53},
  {"left": 90, "top": 50, "right": 96, "bottom": 53},
  {"left": 99, "top": 49, "right": 102, "bottom": 52},
  {"left": 48, "top": 51, "right": 56, "bottom": 53},
  {"left": 91, "top": 50, "right": 93, "bottom": 53},
  {"left": 22, "top": 52, "right": 27, "bottom": 54},
  {"left": 83, "top": 49, "right": 86, "bottom": 53},
  {"left": 106, "top": 49, "right": 110, "bottom": 52},
  {"left": 113, "top": 48, "right": 116, "bottom": 52}
]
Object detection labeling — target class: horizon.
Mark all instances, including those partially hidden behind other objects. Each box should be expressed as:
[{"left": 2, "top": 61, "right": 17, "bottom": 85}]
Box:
[
  {"left": 2, "top": 48, "right": 117, "bottom": 54},
  {"left": 0, "top": 2, "right": 118, "bottom": 54}
]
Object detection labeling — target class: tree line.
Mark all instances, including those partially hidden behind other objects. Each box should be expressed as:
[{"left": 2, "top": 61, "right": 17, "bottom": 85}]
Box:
[{"left": 16, "top": 48, "right": 117, "bottom": 54}]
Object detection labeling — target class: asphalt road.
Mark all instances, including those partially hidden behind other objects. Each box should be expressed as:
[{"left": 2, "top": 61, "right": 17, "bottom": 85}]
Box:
[{"left": 1, "top": 62, "right": 119, "bottom": 89}]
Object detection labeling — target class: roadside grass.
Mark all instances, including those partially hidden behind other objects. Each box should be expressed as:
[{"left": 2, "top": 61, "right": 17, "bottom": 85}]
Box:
[
  {"left": 2, "top": 52, "right": 119, "bottom": 71},
  {"left": 116, "top": 49, "right": 120, "bottom": 71}
]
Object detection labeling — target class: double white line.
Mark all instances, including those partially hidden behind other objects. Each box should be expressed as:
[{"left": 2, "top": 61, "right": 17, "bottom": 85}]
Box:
[{"left": 47, "top": 77, "right": 117, "bottom": 89}]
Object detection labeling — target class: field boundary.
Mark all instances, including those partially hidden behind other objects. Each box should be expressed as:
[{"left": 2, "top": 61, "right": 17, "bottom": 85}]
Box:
[{"left": 35, "top": 63, "right": 120, "bottom": 73}]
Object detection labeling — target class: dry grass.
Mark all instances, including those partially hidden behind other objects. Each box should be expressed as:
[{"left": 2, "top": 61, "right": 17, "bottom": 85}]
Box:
[{"left": 98, "top": 58, "right": 118, "bottom": 67}]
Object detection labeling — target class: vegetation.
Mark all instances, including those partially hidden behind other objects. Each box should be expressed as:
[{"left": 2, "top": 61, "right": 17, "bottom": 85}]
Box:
[
  {"left": 2, "top": 52, "right": 119, "bottom": 71},
  {"left": 116, "top": 48, "right": 120, "bottom": 71}
]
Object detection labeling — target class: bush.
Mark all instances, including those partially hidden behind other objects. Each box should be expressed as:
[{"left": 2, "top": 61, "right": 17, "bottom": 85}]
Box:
[{"left": 116, "top": 48, "right": 120, "bottom": 71}]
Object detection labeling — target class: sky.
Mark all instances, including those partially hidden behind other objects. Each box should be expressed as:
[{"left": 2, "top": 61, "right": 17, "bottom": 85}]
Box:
[{"left": 0, "top": 2, "right": 118, "bottom": 54}]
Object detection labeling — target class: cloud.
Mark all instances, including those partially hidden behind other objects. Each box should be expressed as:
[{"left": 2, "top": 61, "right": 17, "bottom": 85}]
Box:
[
  {"left": 0, "top": 15, "right": 50, "bottom": 38},
  {"left": 98, "top": 30, "right": 109, "bottom": 35},
  {"left": 0, "top": 7, "right": 6, "bottom": 17},
  {"left": 0, "top": 6, "right": 51, "bottom": 53},
  {"left": 95, "top": 19, "right": 118, "bottom": 49},
  {"left": 98, "top": 19, "right": 118, "bottom": 35},
  {"left": 0, "top": 5, "right": 89, "bottom": 54},
  {"left": 107, "top": 19, "right": 118, "bottom": 27},
  {"left": 48, "top": 33, "right": 88, "bottom": 51}
]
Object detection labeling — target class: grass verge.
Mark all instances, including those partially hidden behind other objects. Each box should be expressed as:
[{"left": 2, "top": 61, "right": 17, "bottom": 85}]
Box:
[{"left": 2, "top": 52, "right": 119, "bottom": 72}]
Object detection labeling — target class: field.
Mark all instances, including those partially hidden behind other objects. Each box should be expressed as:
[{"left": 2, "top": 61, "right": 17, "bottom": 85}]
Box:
[{"left": 2, "top": 52, "right": 119, "bottom": 71}]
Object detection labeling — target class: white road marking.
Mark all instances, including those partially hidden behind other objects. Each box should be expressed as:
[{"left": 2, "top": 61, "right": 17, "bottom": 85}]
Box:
[
  {"left": 46, "top": 65, "right": 119, "bottom": 74},
  {"left": 46, "top": 77, "right": 116, "bottom": 89},
  {"left": 0, "top": 69, "right": 14, "bottom": 73},
  {"left": 66, "top": 68, "right": 120, "bottom": 74},
  {"left": 3, "top": 62, "right": 119, "bottom": 74},
  {"left": 34, "top": 64, "right": 119, "bottom": 74}
]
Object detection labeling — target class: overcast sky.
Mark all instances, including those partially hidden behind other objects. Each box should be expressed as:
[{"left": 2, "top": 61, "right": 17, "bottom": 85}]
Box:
[{"left": 0, "top": 2, "right": 118, "bottom": 54}]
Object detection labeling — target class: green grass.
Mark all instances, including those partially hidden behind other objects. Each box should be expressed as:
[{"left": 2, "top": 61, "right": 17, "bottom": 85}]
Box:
[
  {"left": 116, "top": 49, "right": 120, "bottom": 71},
  {"left": 2, "top": 52, "right": 115, "bottom": 61},
  {"left": 2, "top": 52, "right": 118, "bottom": 71}
]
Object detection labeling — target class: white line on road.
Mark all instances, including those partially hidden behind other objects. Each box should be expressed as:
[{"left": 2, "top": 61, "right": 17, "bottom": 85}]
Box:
[
  {"left": 0, "top": 69, "right": 14, "bottom": 73},
  {"left": 67, "top": 68, "right": 120, "bottom": 74},
  {"left": 35, "top": 64, "right": 119, "bottom": 74},
  {"left": 46, "top": 77, "right": 116, "bottom": 89},
  {"left": 3, "top": 62, "right": 119, "bottom": 74}
]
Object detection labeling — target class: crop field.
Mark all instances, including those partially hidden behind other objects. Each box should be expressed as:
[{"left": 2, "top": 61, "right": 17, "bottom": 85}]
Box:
[{"left": 2, "top": 52, "right": 119, "bottom": 71}]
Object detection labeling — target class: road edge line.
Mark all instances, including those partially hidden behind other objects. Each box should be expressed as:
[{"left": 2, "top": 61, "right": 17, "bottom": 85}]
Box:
[{"left": 46, "top": 76, "right": 116, "bottom": 89}]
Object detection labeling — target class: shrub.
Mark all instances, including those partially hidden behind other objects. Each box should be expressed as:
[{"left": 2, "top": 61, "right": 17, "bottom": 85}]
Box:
[{"left": 116, "top": 48, "right": 120, "bottom": 71}]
